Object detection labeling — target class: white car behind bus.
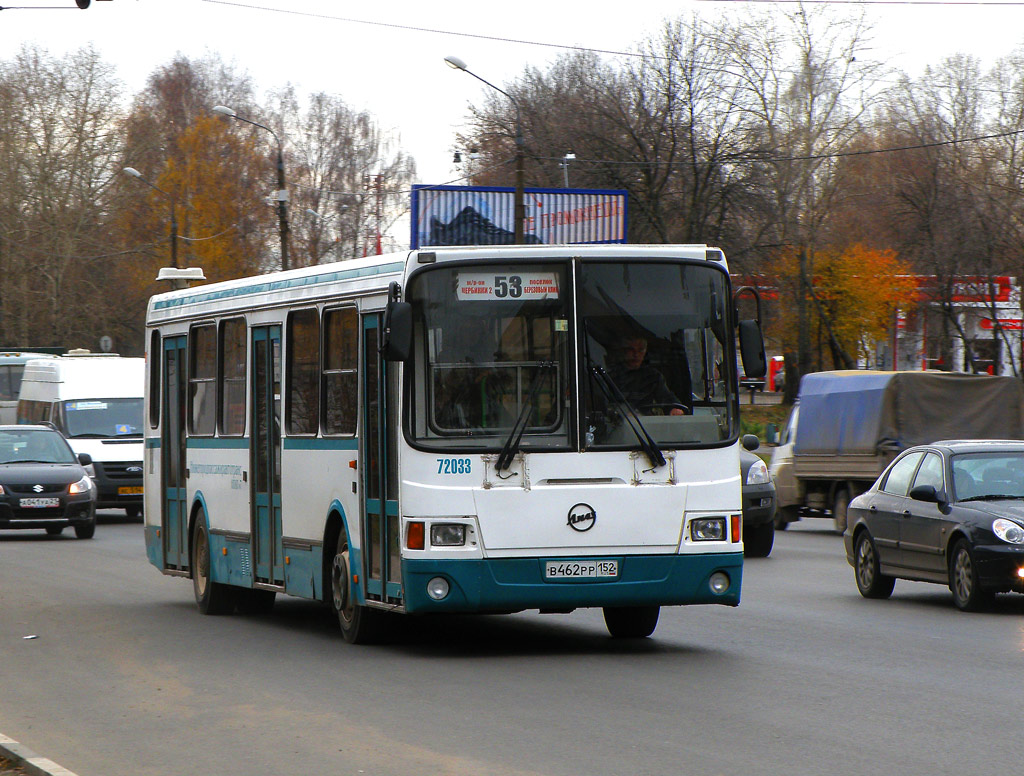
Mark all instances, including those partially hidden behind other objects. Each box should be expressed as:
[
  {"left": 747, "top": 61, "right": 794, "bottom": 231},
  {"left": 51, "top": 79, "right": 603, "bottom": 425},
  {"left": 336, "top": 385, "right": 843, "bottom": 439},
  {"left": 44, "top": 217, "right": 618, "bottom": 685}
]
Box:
[{"left": 18, "top": 352, "right": 145, "bottom": 518}]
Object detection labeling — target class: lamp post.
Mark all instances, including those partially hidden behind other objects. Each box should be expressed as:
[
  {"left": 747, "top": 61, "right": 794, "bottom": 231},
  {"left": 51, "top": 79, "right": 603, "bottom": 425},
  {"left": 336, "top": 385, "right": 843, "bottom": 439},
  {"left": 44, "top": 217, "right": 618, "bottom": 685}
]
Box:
[
  {"left": 213, "top": 105, "right": 291, "bottom": 271},
  {"left": 444, "top": 55, "right": 525, "bottom": 245},
  {"left": 560, "top": 152, "right": 576, "bottom": 188},
  {"left": 123, "top": 167, "right": 178, "bottom": 268}
]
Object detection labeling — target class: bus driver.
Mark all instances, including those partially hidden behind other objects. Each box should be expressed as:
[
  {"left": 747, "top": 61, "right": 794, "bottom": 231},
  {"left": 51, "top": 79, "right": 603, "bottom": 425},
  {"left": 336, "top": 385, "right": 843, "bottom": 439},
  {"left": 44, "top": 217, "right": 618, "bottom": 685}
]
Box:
[{"left": 607, "top": 336, "right": 687, "bottom": 415}]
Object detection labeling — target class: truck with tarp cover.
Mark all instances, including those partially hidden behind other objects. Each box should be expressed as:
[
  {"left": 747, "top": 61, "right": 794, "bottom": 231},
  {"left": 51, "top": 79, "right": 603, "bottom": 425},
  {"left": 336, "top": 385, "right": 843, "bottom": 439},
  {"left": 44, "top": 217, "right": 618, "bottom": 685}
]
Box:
[{"left": 769, "top": 370, "right": 1024, "bottom": 532}]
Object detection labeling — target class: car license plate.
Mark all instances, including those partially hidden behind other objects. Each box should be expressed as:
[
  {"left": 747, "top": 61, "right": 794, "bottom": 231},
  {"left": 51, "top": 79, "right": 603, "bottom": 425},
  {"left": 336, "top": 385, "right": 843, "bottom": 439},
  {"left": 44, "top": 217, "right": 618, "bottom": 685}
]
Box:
[
  {"left": 118, "top": 486, "right": 144, "bottom": 495},
  {"left": 545, "top": 560, "right": 618, "bottom": 580},
  {"left": 20, "top": 497, "right": 60, "bottom": 508}
]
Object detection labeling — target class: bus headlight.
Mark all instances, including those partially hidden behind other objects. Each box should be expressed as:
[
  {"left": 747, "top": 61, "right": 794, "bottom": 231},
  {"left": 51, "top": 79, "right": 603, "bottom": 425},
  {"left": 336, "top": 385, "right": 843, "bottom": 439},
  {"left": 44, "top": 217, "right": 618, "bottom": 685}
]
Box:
[
  {"left": 426, "top": 577, "right": 450, "bottom": 600},
  {"left": 430, "top": 523, "right": 467, "bottom": 546},
  {"left": 691, "top": 517, "right": 726, "bottom": 541}
]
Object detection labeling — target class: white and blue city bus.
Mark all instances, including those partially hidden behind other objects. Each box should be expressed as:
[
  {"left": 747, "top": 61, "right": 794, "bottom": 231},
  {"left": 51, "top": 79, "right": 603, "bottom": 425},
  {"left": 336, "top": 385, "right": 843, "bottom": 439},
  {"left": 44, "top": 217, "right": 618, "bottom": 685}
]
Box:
[{"left": 143, "top": 244, "right": 766, "bottom": 642}]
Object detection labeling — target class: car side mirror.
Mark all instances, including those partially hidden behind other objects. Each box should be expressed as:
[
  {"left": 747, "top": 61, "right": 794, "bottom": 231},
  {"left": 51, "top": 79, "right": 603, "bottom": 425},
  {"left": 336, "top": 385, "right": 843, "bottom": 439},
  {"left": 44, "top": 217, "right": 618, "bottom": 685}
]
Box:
[
  {"left": 742, "top": 434, "right": 760, "bottom": 451},
  {"left": 77, "top": 452, "right": 93, "bottom": 466},
  {"left": 909, "top": 484, "right": 943, "bottom": 504}
]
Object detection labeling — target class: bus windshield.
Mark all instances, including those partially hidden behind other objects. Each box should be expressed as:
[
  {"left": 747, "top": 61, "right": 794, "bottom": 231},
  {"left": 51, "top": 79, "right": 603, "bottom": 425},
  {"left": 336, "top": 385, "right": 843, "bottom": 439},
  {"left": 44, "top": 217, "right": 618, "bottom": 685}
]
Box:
[
  {"left": 407, "top": 258, "right": 738, "bottom": 452},
  {"left": 409, "top": 262, "right": 573, "bottom": 451},
  {"left": 580, "top": 261, "right": 737, "bottom": 448},
  {"left": 60, "top": 398, "right": 145, "bottom": 438}
]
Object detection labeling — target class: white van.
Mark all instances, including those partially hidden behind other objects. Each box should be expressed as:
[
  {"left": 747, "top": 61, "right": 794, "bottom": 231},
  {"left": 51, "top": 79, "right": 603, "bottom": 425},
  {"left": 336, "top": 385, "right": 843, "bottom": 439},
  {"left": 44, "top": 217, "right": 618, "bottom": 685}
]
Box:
[{"left": 18, "top": 353, "right": 145, "bottom": 518}]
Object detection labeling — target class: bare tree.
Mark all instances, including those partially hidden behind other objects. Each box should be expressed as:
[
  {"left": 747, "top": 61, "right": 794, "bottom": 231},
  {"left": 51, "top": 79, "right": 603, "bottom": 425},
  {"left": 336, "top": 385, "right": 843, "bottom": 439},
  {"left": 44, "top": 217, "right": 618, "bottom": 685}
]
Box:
[
  {"left": 0, "top": 44, "right": 129, "bottom": 350},
  {"left": 270, "top": 87, "right": 416, "bottom": 265}
]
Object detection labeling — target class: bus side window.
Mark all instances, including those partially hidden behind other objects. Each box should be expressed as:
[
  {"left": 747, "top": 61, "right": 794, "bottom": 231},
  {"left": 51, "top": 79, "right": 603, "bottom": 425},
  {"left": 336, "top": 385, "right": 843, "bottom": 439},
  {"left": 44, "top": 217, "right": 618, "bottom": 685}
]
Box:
[
  {"left": 148, "top": 329, "right": 161, "bottom": 429},
  {"left": 323, "top": 307, "right": 357, "bottom": 435},
  {"left": 287, "top": 308, "right": 320, "bottom": 435},
  {"left": 219, "top": 318, "right": 246, "bottom": 436},
  {"left": 189, "top": 324, "right": 217, "bottom": 436}
]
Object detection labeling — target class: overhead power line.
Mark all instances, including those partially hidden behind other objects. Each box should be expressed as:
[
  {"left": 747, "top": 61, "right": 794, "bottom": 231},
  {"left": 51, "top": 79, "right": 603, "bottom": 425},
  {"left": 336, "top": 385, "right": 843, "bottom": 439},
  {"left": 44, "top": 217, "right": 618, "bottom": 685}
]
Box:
[
  {"left": 201, "top": 1, "right": 640, "bottom": 60},
  {"left": 697, "top": 1, "right": 1024, "bottom": 5}
]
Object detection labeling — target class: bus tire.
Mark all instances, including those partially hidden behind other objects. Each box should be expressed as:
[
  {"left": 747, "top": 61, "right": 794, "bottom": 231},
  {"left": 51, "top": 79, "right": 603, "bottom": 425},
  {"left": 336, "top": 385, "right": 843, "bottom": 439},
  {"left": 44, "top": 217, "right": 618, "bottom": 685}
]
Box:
[
  {"left": 330, "top": 528, "right": 381, "bottom": 644},
  {"left": 603, "top": 605, "right": 660, "bottom": 638},
  {"left": 191, "top": 512, "right": 237, "bottom": 615}
]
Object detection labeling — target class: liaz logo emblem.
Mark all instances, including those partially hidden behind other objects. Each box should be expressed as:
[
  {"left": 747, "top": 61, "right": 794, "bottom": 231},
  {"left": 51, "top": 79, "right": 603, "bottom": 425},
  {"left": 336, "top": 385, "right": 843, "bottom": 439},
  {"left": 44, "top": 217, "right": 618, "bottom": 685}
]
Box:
[
  {"left": 126, "top": 466, "right": 143, "bottom": 473},
  {"left": 567, "top": 503, "right": 596, "bottom": 532}
]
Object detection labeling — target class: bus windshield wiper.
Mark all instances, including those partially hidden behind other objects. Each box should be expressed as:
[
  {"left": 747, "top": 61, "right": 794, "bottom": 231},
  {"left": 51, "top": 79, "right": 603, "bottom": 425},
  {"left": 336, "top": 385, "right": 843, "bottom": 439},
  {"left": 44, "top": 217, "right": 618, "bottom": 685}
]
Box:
[
  {"left": 589, "top": 362, "right": 666, "bottom": 469},
  {"left": 495, "top": 362, "right": 554, "bottom": 473}
]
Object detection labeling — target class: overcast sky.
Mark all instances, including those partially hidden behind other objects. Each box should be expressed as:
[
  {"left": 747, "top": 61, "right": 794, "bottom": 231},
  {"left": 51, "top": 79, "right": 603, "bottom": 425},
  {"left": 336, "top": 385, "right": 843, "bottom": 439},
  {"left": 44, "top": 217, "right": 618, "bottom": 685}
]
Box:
[{"left": 4, "top": 0, "right": 1024, "bottom": 185}]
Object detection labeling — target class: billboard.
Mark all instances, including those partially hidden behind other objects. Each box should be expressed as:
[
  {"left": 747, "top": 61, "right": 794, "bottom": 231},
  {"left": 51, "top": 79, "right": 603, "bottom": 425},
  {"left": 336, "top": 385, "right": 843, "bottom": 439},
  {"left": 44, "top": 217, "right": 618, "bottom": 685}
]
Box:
[{"left": 411, "top": 184, "right": 628, "bottom": 249}]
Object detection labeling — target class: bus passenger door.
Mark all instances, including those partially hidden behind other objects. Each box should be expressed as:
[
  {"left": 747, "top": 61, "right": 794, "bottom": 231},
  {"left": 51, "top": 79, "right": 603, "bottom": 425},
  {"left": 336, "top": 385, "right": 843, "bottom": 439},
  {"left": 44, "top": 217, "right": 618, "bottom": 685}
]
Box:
[
  {"left": 251, "top": 325, "right": 284, "bottom": 586},
  {"left": 161, "top": 336, "right": 189, "bottom": 570},
  {"left": 362, "top": 313, "right": 402, "bottom": 603}
]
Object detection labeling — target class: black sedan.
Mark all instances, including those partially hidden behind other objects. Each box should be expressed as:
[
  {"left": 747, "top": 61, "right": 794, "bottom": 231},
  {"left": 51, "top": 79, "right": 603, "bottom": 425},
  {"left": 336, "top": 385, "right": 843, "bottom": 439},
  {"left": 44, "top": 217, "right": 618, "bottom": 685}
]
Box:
[
  {"left": 741, "top": 435, "right": 776, "bottom": 558},
  {"left": 845, "top": 440, "right": 1024, "bottom": 611},
  {"left": 0, "top": 425, "right": 97, "bottom": 538}
]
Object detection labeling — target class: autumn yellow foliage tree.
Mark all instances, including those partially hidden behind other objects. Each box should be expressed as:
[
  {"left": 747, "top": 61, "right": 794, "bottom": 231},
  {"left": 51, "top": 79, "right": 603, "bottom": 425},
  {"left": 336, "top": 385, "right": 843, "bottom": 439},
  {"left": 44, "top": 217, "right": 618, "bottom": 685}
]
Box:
[{"left": 769, "top": 244, "right": 918, "bottom": 370}]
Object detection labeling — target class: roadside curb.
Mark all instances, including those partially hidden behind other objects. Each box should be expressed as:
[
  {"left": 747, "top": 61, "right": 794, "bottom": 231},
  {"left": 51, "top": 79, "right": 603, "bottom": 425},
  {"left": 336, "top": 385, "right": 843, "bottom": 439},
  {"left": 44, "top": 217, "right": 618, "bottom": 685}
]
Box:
[{"left": 0, "top": 734, "right": 79, "bottom": 776}]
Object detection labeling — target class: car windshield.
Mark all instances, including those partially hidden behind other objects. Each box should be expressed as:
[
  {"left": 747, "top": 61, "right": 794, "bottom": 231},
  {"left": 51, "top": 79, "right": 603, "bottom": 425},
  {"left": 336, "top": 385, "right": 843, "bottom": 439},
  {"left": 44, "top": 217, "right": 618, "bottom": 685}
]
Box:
[
  {"left": 60, "top": 398, "right": 144, "bottom": 438},
  {"left": 0, "top": 429, "right": 77, "bottom": 464},
  {"left": 951, "top": 452, "right": 1024, "bottom": 501}
]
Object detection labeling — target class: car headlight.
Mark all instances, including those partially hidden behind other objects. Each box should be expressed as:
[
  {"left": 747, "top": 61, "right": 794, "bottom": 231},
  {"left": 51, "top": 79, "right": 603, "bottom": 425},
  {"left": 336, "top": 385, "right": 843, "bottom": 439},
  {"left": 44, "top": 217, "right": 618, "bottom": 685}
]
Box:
[
  {"left": 993, "top": 518, "right": 1024, "bottom": 544},
  {"left": 69, "top": 476, "right": 93, "bottom": 495},
  {"left": 745, "top": 458, "right": 770, "bottom": 485}
]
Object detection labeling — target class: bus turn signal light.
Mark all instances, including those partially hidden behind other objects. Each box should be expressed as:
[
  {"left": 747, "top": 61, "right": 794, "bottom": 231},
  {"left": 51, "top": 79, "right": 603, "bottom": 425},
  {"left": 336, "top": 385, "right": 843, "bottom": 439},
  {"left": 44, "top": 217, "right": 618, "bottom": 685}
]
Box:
[
  {"left": 407, "top": 521, "right": 425, "bottom": 550},
  {"left": 731, "top": 514, "right": 741, "bottom": 543}
]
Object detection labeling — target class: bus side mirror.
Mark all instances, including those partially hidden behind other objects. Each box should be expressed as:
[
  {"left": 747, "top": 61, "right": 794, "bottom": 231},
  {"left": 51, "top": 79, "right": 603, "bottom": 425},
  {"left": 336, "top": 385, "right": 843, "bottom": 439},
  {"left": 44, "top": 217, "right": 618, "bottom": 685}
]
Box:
[
  {"left": 738, "top": 319, "right": 767, "bottom": 379},
  {"left": 381, "top": 301, "right": 412, "bottom": 362}
]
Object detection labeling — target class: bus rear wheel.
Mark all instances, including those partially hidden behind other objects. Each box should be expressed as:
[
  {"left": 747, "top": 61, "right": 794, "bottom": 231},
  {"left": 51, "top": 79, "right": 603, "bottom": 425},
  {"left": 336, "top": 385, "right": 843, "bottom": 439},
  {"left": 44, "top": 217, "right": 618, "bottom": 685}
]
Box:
[
  {"left": 603, "top": 605, "right": 660, "bottom": 638},
  {"left": 192, "top": 513, "right": 237, "bottom": 615},
  {"left": 330, "top": 529, "right": 381, "bottom": 644}
]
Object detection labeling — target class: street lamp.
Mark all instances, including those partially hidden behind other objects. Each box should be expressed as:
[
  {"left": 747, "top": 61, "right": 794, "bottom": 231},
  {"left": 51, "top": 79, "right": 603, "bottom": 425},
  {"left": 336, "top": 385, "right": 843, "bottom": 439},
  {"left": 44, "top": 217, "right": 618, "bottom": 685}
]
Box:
[
  {"left": 123, "top": 167, "right": 178, "bottom": 268},
  {"left": 444, "top": 55, "right": 526, "bottom": 245},
  {"left": 560, "top": 152, "right": 576, "bottom": 188},
  {"left": 213, "top": 105, "right": 291, "bottom": 271}
]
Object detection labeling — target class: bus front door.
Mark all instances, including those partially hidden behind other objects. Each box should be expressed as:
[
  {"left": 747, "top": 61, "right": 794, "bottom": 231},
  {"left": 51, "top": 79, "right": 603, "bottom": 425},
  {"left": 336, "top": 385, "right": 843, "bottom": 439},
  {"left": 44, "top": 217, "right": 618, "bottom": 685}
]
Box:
[
  {"left": 251, "top": 325, "right": 284, "bottom": 586},
  {"left": 362, "top": 314, "right": 402, "bottom": 604},
  {"left": 161, "top": 335, "right": 188, "bottom": 570}
]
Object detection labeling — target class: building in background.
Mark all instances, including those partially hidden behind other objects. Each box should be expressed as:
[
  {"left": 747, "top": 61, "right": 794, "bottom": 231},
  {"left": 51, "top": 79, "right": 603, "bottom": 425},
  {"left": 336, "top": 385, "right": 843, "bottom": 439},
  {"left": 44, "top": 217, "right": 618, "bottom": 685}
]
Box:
[{"left": 879, "top": 276, "right": 1021, "bottom": 375}]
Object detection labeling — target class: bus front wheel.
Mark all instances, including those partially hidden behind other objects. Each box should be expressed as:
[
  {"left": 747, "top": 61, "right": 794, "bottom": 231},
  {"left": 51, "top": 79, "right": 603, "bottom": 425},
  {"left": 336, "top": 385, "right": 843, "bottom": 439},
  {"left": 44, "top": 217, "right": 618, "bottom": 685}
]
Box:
[
  {"left": 330, "top": 529, "right": 381, "bottom": 644},
  {"left": 603, "top": 605, "right": 660, "bottom": 638},
  {"left": 192, "top": 513, "right": 237, "bottom": 615}
]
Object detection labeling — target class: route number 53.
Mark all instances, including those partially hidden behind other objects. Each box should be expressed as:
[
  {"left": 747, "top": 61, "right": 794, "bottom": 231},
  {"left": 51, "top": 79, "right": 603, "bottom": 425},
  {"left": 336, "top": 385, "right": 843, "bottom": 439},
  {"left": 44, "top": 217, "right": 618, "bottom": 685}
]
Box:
[{"left": 494, "top": 275, "right": 523, "bottom": 298}]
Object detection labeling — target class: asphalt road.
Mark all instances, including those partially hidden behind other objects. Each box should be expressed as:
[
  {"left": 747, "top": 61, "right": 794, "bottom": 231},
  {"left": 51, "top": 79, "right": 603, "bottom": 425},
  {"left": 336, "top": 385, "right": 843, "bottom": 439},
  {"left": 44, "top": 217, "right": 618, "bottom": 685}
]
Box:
[{"left": 2, "top": 512, "right": 1023, "bottom": 776}]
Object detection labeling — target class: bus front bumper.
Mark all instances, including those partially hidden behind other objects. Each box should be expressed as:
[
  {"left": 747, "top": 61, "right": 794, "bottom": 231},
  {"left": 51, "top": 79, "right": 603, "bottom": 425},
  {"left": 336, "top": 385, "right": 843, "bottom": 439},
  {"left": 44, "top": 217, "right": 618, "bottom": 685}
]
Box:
[{"left": 401, "top": 552, "right": 743, "bottom": 614}]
